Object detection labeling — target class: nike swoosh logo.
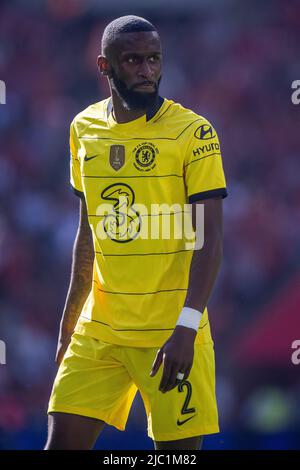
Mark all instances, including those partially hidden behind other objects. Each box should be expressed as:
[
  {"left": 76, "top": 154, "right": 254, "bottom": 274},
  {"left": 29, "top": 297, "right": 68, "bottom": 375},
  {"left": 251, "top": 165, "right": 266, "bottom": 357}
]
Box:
[
  {"left": 84, "top": 154, "right": 100, "bottom": 162},
  {"left": 177, "top": 415, "right": 196, "bottom": 426}
]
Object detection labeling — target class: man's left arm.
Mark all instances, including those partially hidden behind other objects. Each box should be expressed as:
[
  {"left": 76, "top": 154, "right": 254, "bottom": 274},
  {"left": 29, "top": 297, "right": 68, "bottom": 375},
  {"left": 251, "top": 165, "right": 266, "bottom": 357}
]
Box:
[{"left": 150, "top": 197, "right": 223, "bottom": 392}]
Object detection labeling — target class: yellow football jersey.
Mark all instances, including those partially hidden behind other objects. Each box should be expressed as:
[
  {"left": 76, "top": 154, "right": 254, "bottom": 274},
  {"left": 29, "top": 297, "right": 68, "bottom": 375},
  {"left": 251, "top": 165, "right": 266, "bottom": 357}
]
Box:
[{"left": 69, "top": 97, "right": 227, "bottom": 347}]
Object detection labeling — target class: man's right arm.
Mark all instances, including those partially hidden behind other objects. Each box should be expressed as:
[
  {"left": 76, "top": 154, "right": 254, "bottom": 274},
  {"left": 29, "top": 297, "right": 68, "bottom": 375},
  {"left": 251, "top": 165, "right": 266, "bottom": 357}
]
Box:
[{"left": 55, "top": 197, "right": 94, "bottom": 366}]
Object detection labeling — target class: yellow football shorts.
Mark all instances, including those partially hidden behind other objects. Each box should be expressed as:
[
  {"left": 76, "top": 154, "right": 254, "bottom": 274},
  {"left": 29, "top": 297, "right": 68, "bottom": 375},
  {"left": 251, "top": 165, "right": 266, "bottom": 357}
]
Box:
[{"left": 48, "top": 332, "right": 219, "bottom": 442}]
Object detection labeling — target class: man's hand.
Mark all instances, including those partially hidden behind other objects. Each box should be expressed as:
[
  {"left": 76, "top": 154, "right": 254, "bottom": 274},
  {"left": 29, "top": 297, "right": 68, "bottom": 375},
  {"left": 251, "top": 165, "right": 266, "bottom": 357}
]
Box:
[{"left": 150, "top": 325, "right": 197, "bottom": 393}]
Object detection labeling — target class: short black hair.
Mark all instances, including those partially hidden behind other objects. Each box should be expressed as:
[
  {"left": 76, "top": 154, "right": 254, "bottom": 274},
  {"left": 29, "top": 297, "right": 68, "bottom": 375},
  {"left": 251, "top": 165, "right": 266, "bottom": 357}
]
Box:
[{"left": 101, "top": 15, "right": 157, "bottom": 57}]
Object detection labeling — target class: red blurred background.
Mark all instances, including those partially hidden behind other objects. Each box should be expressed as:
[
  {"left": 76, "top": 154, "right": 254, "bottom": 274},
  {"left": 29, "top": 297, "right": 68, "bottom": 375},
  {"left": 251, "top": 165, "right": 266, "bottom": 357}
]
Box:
[{"left": 0, "top": 0, "right": 299, "bottom": 449}]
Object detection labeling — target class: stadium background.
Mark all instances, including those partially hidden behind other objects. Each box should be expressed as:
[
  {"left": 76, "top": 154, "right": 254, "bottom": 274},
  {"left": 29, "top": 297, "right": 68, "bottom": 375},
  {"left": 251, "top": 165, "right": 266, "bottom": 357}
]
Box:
[{"left": 0, "top": 0, "right": 299, "bottom": 450}]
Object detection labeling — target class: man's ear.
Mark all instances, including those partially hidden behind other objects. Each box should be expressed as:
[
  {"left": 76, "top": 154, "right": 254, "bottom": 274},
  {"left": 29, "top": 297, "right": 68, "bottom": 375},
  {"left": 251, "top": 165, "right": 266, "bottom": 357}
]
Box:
[{"left": 97, "top": 55, "right": 110, "bottom": 76}]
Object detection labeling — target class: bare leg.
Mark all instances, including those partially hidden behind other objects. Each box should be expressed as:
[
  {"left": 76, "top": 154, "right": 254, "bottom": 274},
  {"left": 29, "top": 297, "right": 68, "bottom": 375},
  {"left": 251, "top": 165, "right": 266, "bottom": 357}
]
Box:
[
  {"left": 154, "top": 435, "right": 203, "bottom": 450},
  {"left": 44, "top": 412, "right": 106, "bottom": 450}
]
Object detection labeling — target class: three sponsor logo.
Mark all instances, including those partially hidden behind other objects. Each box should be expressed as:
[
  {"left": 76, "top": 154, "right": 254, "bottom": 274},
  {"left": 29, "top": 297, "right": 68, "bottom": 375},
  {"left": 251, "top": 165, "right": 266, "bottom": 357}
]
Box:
[
  {"left": 95, "top": 184, "right": 202, "bottom": 246},
  {"left": 84, "top": 136, "right": 205, "bottom": 246},
  {"left": 100, "top": 183, "right": 141, "bottom": 243}
]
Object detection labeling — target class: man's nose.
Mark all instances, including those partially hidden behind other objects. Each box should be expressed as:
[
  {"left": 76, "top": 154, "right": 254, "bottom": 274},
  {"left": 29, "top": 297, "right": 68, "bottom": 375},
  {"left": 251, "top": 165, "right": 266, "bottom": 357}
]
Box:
[{"left": 137, "top": 59, "right": 154, "bottom": 78}]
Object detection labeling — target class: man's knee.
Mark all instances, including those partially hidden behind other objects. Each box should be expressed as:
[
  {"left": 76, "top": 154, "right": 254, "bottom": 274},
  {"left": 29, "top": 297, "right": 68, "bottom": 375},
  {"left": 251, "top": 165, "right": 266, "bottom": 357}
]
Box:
[{"left": 45, "top": 412, "right": 106, "bottom": 450}]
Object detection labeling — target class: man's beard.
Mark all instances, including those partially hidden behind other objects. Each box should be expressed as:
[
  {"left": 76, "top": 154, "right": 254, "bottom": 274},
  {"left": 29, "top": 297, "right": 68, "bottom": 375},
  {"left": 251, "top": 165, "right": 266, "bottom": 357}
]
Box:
[{"left": 110, "top": 67, "right": 161, "bottom": 111}]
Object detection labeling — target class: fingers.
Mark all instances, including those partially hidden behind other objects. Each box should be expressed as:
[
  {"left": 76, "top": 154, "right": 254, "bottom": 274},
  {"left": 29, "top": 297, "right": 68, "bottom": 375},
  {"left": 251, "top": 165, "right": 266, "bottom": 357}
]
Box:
[
  {"left": 160, "top": 363, "right": 181, "bottom": 393},
  {"left": 150, "top": 349, "right": 163, "bottom": 377},
  {"left": 184, "top": 366, "right": 192, "bottom": 381},
  {"left": 150, "top": 348, "right": 193, "bottom": 393},
  {"left": 160, "top": 361, "right": 192, "bottom": 393},
  {"left": 158, "top": 353, "right": 172, "bottom": 392}
]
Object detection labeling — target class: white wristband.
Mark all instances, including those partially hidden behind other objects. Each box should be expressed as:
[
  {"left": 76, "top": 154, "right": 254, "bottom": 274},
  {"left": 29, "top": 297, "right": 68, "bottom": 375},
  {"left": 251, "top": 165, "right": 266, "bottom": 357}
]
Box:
[{"left": 176, "top": 307, "right": 203, "bottom": 332}]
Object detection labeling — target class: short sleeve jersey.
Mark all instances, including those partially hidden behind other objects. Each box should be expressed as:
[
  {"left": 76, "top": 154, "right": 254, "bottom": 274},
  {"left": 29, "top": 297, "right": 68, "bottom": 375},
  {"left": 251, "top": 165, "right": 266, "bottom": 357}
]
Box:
[{"left": 69, "top": 97, "right": 227, "bottom": 347}]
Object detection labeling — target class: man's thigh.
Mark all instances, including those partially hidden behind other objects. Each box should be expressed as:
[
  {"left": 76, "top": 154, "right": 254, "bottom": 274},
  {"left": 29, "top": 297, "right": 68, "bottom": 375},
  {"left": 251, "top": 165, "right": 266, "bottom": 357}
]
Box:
[{"left": 45, "top": 412, "right": 106, "bottom": 450}]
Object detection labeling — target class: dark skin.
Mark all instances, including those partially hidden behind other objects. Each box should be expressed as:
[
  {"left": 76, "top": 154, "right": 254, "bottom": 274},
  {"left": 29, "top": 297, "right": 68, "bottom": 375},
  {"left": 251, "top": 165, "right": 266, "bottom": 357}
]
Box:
[
  {"left": 46, "top": 31, "right": 223, "bottom": 451},
  {"left": 153, "top": 197, "right": 222, "bottom": 450},
  {"left": 151, "top": 197, "right": 223, "bottom": 393},
  {"left": 97, "top": 31, "right": 162, "bottom": 123},
  {"left": 55, "top": 197, "right": 94, "bottom": 367},
  {"left": 97, "top": 32, "right": 223, "bottom": 396}
]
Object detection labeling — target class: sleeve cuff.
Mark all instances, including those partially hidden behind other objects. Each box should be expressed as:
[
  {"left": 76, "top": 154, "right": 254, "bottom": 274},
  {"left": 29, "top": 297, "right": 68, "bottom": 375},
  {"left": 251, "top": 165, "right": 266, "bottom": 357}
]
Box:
[
  {"left": 70, "top": 185, "right": 85, "bottom": 199},
  {"left": 188, "top": 188, "right": 228, "bottom": 203}
]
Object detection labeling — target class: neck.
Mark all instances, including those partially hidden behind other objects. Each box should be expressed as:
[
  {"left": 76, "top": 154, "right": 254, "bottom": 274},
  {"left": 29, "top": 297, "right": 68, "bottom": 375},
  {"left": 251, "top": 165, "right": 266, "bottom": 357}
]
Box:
[{"left": 110, "top": 89, "right": 160, "bottom": 124}]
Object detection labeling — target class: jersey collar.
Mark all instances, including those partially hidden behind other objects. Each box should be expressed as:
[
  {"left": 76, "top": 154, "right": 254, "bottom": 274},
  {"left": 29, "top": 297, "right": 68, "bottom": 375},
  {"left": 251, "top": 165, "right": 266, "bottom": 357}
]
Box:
[{"left": 107, "top": 96, "right": 164, "bottom": 123}]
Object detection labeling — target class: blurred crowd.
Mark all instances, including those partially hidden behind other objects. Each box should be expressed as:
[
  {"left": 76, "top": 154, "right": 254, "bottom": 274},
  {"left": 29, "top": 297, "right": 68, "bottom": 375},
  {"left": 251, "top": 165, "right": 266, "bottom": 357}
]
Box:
[{"left": 0, "top": 0, "right": 300, "bottom": 449}]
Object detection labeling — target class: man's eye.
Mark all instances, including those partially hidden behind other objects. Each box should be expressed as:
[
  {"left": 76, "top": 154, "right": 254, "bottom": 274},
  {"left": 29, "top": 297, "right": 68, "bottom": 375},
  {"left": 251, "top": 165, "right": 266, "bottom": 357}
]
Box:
[
  {"left": 149, "top": 56, "right": 160, "bottom": 62},
  {"left": 127, "top": 57, "right": 137, "bottom": 63}
]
